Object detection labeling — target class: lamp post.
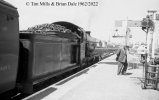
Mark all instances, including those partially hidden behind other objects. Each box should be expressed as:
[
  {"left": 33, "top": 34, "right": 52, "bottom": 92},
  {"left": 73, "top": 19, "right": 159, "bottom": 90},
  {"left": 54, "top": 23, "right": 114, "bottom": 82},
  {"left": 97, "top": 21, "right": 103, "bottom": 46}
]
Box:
[
  {"left": 142, "top": 10, "right": 156, "bottom": 78},
  {"left": 147, "top": 10, "right": 156, "bottom": 59}
]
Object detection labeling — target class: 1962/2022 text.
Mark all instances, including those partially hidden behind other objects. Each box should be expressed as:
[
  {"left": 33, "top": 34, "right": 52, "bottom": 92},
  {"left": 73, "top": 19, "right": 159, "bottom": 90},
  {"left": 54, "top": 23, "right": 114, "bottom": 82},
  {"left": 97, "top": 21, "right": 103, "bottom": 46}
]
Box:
[{"left": 26, "top": 1, "right": 99, "bottom": 7}]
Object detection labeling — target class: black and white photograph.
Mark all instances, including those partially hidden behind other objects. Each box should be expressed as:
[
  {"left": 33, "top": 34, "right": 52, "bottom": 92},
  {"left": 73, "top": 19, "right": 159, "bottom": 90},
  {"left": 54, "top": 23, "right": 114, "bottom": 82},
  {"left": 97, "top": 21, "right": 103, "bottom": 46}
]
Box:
[{"left": 0, "top": 0, "right": 159, "bottom": 100}]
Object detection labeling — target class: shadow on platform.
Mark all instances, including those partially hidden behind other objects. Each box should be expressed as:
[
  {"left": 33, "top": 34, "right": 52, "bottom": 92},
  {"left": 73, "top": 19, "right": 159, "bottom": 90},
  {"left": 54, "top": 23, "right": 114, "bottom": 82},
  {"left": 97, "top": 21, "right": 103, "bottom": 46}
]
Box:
[
  {"left": 27, "top": 87, "right": 57, "bottom": 100},
  {"left": 56, "top": 67, "right": 94, "bottom": 86},
  {"left": 98, "top": 61, "right": 118, "bottom": 65},
  {"left": 124, "top": 72, "right": 133, "bottom": 75},
  {"left": 130, "top": 77, "right": 144, "bottom": 86}
]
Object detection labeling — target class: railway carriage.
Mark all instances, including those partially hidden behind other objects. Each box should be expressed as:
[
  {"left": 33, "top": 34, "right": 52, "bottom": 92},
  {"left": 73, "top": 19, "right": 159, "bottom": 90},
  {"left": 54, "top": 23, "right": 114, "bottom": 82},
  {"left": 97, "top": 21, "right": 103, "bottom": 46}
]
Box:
[{"left": 0, "top": 0, "right": 19, "bottom": 95}]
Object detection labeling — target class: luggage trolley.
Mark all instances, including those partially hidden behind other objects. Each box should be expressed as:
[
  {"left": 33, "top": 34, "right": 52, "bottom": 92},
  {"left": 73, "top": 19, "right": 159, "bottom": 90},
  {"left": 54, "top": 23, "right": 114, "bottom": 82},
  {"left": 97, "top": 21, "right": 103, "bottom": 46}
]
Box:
[{"left": 141, "top": 63, "right": 159, "bottom": 90}]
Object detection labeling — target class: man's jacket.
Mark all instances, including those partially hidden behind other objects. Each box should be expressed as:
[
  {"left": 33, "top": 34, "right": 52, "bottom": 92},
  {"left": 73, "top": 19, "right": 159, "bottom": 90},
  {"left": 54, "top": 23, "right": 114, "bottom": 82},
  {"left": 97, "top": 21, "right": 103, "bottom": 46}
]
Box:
[{"left": 116, "top": 48, "right": 127, "bottom": 63}]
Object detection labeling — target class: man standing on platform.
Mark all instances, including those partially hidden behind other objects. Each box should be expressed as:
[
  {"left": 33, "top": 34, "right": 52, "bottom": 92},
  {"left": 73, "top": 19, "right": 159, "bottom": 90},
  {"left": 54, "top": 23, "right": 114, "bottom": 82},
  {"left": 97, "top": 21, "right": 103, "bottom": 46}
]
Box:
[{"left": 116, "top": 45, "right": 129, "bottom": 75}]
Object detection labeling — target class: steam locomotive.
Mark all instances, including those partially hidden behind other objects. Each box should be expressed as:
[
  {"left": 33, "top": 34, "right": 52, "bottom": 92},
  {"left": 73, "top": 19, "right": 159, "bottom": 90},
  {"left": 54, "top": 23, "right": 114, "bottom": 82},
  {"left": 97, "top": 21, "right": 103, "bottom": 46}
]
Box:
[{"left": 0, "top": 0, "right": 115, "bottom": 98}]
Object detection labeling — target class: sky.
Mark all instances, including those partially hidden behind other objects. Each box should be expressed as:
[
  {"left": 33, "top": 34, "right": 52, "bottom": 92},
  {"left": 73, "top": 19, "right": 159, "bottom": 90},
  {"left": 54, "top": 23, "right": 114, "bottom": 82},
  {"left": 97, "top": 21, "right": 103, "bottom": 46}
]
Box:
[{"left": 5, "top": 0, "right": 159, "bottom": 43}]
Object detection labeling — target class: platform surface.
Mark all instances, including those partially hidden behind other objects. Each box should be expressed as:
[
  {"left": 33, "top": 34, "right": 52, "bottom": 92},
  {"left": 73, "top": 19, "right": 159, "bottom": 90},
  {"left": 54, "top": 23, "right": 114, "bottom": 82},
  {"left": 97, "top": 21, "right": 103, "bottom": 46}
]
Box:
[{"left": 24, "top": 55, "right": 159, "bottom": 100}]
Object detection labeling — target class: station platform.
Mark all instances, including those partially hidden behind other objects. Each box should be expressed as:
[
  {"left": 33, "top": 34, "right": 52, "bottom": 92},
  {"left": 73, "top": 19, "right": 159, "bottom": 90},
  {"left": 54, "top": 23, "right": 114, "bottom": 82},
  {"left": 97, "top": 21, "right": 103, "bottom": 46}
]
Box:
[{"left": 23, "top": 55, "right": 159, "bottom": 100}]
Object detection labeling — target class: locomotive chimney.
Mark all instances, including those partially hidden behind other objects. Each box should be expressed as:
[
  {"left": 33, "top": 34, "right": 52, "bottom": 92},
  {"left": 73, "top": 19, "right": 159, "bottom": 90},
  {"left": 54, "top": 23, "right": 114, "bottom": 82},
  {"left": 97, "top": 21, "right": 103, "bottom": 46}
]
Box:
[{"left": 86, "top": 31, "right": 91, "bottom": 35}]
